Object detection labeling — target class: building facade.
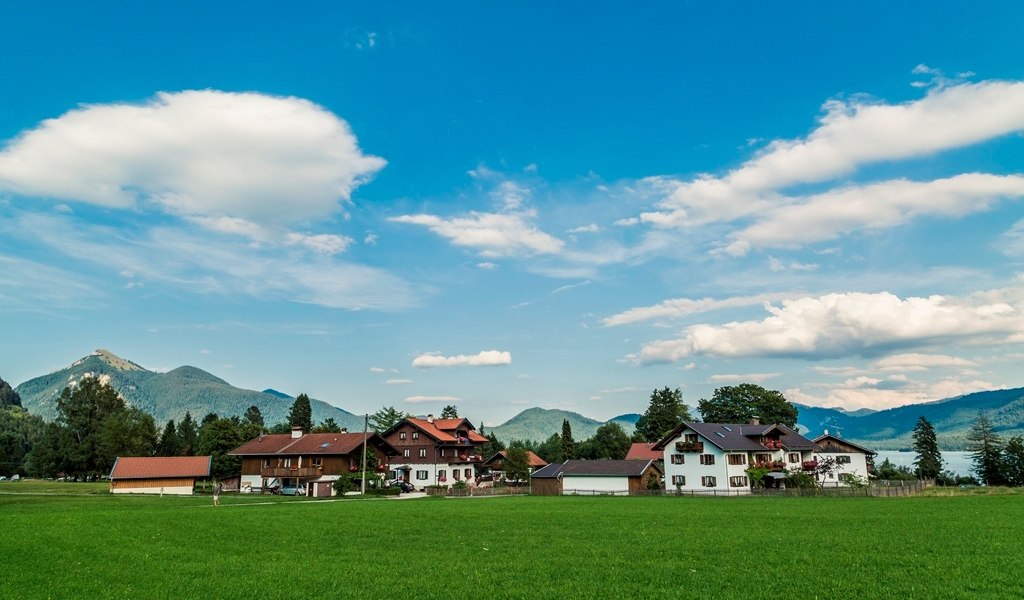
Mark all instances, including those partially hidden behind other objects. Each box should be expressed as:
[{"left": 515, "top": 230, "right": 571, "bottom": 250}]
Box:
[
  {"left": 812, "top": 433, "right": 876, "bottom": 484},
  {"left": 381, "top": 416, "right": 489, "bottom": 489}
]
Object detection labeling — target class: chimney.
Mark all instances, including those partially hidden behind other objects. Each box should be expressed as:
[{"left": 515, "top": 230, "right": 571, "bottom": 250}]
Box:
[
  {"left": 340, "top": 428, "right": 348, "bottom": 434},
  {"left": 427, "top": 414, "right": 434, "bottom": 423},
  {"left": 291, "top": 426, "right": 303, "bottom": 439},
  {"left": 751, "top": 416, "right": 760, "bottom": 426},
  {"left": 824, "top": 428, "right": 829, "bottom": 436}
]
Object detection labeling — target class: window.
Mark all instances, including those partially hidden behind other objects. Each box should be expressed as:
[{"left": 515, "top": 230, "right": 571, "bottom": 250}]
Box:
[
  {"left": 671, "top": 475, "right": 685, "bottom": 486},
  {"left": 729, "top": 476, "right": 748, "bottom": 488},
  {"left": 403, "top": 449, "right": 410, "bottom": 458},
  {"left": 453, "top": 470, "right": 461, "bottom": 480},
  {"left": 412, "top": 432, "right": 419, "bottom": 440},
  {"left": 311, "top": 458, "right": 322, "bottom": 467},
  {"left": 701, "top": 476, "right": 717, "bottom": 487},
  {"left": 755, "top": 453, "right": 771, "bottom": 464},
  {"left": 263, "top": 459, "right": 271, "bottom": 468},
  {"left": 388, "top": 470, "right": 397, "bottom": 480},
  {"left": 788, "top": 453, "right": 800, "bottom": 463},
  {"left": 283, "top": 458, "right": 292, "bottom": 467},
  {"left": 836, "top": 455, "right": 851, "bottom": 464},
  {"left": 684, "top": 434, "right": 698, "bottom": 444},
  {"left": 415, "top": 470, "right": 428, "bottom": 480},
  {"left": 839, "top": 473, "right": 855, "bottom": 482},
  {"left": 399, "top": 432, "right": 406, "bottom": 440},
  {"left": 727, "top": 454, "right": 746, "bottom": 466},
  {"left": 671, "top": 454, "right": 684, "bottom": 465},
  {"left": 699, "top": 454, "right": 715, "bottom": 465},
  {"left": 465, "top": 468, "right": 472, "bottom": 478},
  {"left": 419, "top": 448, "right": 427, "bottom": 458},
  {"left": 438, "top": 469, "right": 447, "bottom": 480},
  {"left": 439, "top": 449, "right": 446, "bottom": 457}
]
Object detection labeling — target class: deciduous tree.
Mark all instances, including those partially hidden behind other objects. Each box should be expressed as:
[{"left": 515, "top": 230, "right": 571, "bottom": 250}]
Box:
[
  {"left": 697, "top": 383, "right": 797, "bottom": 428},
  {"left": 440, "top": 405, "right": 459, "bottom": 419}
]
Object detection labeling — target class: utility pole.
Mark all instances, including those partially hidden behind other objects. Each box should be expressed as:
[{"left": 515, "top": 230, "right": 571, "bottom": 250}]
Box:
[{"left": 361, "top": 413, "right": 369, "bottom": 494}]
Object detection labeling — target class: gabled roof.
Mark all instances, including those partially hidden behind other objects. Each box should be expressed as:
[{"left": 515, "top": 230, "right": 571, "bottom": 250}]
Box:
[
  {"left": 228, "top": 432, "right": 399, "bottom": 457},
  {"left": 110, "top": 456, "right": 211, "bottom": 480},
  {"left": 625, "top": 442, "right": 661, "bottom": 461},
  {"left": 812, "top": 434, "right": 877, "bottom": 455},
  {"left": 483, "top": 450, "right": 548, "bottom": 468},
  {"left": 653, "top": 422, "right": 818, "bottom": 452},
  {"left": 530, "top": 459, "right": 662, "bottom": 479},
  {"left": 391, "top": 417, "right": 490, "bottom": 444}
]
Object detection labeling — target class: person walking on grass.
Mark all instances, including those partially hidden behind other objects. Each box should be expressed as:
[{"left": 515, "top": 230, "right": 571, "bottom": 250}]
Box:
[{"left": 213, "top": 482, "right": 222, "bottom": 506}]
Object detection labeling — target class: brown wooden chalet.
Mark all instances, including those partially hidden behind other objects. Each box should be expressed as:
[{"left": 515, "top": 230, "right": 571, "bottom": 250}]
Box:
[
  {"left": 382, "top": 416, "right": 489, "bottom": 486},
  {"left": 229, "top": 427, "right": 399, "bottom": 496},
  {"left": 482, "top": 450, "right": 548, "bottom": 474}
]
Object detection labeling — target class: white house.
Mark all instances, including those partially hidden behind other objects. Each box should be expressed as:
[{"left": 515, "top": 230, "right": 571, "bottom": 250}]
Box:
[
  {"left": 653, "top": 421, "right": 819, "bottom": 495},
  {"left": 530, "top": 460, "right": 663, "bottom": 495},
  {"left": 811, "top": 433, "right": 876, "bottom": 485}
]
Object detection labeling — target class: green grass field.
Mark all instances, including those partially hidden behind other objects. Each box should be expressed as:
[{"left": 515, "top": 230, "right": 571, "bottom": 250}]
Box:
[{"left": 3, "top": 482, "right": 1022, "bottom": 599}]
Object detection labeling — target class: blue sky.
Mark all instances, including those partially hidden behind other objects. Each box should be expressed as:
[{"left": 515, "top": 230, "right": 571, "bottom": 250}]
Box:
[{"left": 2, "top": 2, "right": 1024, "bottom": 425}]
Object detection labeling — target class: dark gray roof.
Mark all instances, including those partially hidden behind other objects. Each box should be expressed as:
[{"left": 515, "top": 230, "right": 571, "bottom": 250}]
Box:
[
  {"left": 654, "top": 422, "right": 818, "bottom": 452},
  {"left": 529, "top": 459, "right": 661, "bottom": 479}
]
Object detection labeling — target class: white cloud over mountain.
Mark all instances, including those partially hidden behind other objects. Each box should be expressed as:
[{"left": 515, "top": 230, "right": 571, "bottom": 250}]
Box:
[
  {"left": 632, "top": 289, "right": 1024, "bottom": 364},
  {"left": 412, "top": 350, "right": 512, "bottom": 368}
]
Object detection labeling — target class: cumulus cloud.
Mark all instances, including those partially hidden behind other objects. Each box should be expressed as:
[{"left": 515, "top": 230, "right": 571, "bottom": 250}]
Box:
[
  {"left": 872, "top": 353, "right": 978, "bottom": 372},
  {"left": 786, "top": 374, "right": 994, "bottom": 411},
  {"left": 708, "top": 373, "right": 780, "bottom": 383},
  {"left": 412, "top": 350, "right": 512, "bottom": 368},
  {"left": 632, "top": 289, "right": 1024, "bottom": 364},
  {"left": 0, "top": 90, "right": 385, "bottom": 227},
  {"left": 385, "top": 379, "right": 413, "bottom": 385}
]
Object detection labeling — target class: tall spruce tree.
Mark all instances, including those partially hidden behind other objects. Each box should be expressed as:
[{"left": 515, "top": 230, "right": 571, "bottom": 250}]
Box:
[
  {"left": 1003, "top": 437, "right": 1024, "bottom": 487},
  {"left": 177, "top": 412, "right": 198, "bottom": 456},
  {"left": 440, "top": 405, "right": 459, "bottom": 419},
  {"left": 560, "top": 419, "right": 575, "bottom": 460},
  {"left": 967, "top": 412, "right": 1006, "bottom": 486},
  {"left": 289, "top": 393, "right": 313, "bottom": 432},
  {"left": 911, "top": 416, "right": 943, "bottom": 479},
  {"left": 370, "top": 406, "right": 406, "bottom": 433},
  {"left": 157, "top": 420, "right": 181, "bottom": 456},
  {"left": 635, "top": 387, "right": 692, "bottom": 442}
]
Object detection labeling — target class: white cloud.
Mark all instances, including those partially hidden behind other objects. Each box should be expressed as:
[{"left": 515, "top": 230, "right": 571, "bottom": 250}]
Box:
[
  {"left": 0, "top": 90, "right": 385, "bottom": 228},
  {"left": 477, "top": 262, "right": 499, "bottom": 270},
  {"left": 725, "top": 174, "right": 1024, "bottom": 255},
  {"left": 412, "top": 350, "right": 512, "bottom": 368},
  {"left": 567, "top": 224, "right": 600, "bottom": 234},
  {"left": 786, "top": 375, "right": 995, "bottom": 411},
  {"left": 285, "top": 232, "right": 354, "bottom": 256},
  {"left": 708, "top": 373, "right": 780, "bottom": 383},
  {"left": 641, "top": 80, "right": 1024, "bottom": 230},
  {"left": 385, "top": 379, "right": 413, "bottom": 385},
  {"left": 872, "top": 353, "right": 978, "bottom": 372},
  {"left": 405, "top": 395, "right": 461, "bottom": 403},
  {"left": 997, "top": 219, "right": 1024, "bottom": 257},
  {"left": 603, "top": 293, "right": 791, "bottom": 327},
  {"left": 632, "top": 289, "right": 1024, "bottom": 364},
  {"left": 390, "top": 210, "right": 563, "bottom": 258},
  {"left": 369, "top": 367, "right": 386, "bottom": 373}
]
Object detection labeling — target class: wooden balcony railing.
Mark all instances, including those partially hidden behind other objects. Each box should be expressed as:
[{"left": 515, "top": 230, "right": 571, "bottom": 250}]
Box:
[
  {"left": 675, "top": 441, "right": 704, "bottom": 452},
  {"left": 261, "top": 466, "right": 322, "bottom": 478}
]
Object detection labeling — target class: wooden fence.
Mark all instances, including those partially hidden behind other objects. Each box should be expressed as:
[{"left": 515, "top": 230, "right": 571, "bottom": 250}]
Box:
[{"left": 426, "top": 485, "right": 530, "bottom": 497}]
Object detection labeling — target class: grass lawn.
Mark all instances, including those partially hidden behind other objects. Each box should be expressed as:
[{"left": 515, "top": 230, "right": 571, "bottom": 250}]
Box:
[{"left": 2, "top": 482, "right": 1022, "bottom": 599}]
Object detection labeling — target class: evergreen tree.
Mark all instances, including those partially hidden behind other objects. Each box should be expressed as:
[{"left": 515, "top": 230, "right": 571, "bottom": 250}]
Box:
[
  {"left": 1003, "top": 437, "right": 1024, "bottom": 487},
  {"left": 440, "top": 405, "right": 459, "bottom": 419},
  {"left": 0, "top": 377, "right": 22, "bottom": 407},
  {"left": 697, "top": 383, "right": 798, "bottom": 428},
  {"left": 967, "top": 412, "right": 1006, "bottom": 486},
  {"left": 242, "top": 405, "right": 265, "bottom": 429},
  {"left": 560, "top": 419, "right": 575, "bottom": 460},
  {"left": 313, "top": 418, "right": 341, "bottom": 433},
  {"left": 635, "top": 387, "right": 692, "bottom": 442},
  {"left": 177, "top": 412, "right": 198, "bottom": 456},
  {"left": 477, "top": 430, "right": 505, "bottom": 459},
  {"left": 535, "top": 433, "right": 564, "bottom": 464},
  {"left": 911, "top": 416, "right": 943, "bottom": 479},
  {"left": 288, "top": 393, "right": 313, "bottom": 431},
  {"left": 157, "top": 420, "right": 181, "bottom": 456},
  {"left": 370, "top": 406, "right": 406, "bottom": 433}
]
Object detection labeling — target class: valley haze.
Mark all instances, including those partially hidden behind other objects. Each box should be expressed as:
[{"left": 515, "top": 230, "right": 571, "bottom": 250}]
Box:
[{"left": 1, "top": 5, "right": 1023, "bottom": 431}]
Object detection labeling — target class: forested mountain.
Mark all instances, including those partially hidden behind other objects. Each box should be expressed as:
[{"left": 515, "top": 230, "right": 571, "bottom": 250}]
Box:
[
  {"left": 15, "top": 350, "right": 363, "bottom": 431},
  {"left": 795, "top": 387, "right": 1024, "bottom": 450},
  {"left": 488, "top": 407, "right": 639, "bottom": 443}
]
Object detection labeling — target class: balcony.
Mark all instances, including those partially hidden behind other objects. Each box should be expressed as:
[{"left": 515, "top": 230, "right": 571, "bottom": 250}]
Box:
[
  {"left": 261, "top": 466, "right": 322, "bottom": 478},
  {"left": 447, "top": 454, "right": 483, "bottom": 464},
  {"left": 675, "top": 441, "right": 704, "bottom": 452}
]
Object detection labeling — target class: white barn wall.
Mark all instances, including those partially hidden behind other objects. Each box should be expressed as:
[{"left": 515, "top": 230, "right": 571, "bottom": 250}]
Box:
[{"left": 561, "top": 476, "right": 629, "bottom": 495}]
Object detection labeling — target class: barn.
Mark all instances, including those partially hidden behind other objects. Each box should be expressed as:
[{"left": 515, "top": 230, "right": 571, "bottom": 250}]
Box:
[
  {"left": 530, "top": 460, "right": 663, "bottom": 496},
  {"left": 109, "top": 456, "right": 212, "bottom": 495}
]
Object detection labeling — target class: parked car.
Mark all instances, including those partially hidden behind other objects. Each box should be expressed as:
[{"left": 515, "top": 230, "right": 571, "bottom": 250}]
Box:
[{"left": 389, "top": 480, "right": 415, "bottom": 493}]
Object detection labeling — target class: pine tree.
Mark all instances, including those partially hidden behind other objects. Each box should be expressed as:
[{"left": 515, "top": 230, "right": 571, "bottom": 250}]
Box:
[
  {"left": 242, "top": 405, "right": 264, "bottom": 428},
  {"left": 560, "top": 419, "right": 575, "bottom": 460},
  {"left": 289, "top": 393, "right": 313, "bottom": 432},
  {"left": 911, "top": 416, "right": 943, "bottom": 479},
  {"left": 967, "top": 412, "right": 1006, "bottom": 486},
  {"left": 157, "top": 420, "right": 181, "bottom": 456},
  {"left": 370, "top": 406, "right": 406, "bottom": 433},
  {"left": 440, "top": 405, "right": 459, "bottom": 419},
  {"left": 177, "top": 412, "right": 198, "bottom": 456},
  {"left": 1003, "top": 437, "right": 1024, "bottom": 487}
]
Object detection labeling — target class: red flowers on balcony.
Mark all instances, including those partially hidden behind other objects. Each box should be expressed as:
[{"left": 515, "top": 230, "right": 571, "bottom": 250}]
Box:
[
  {"left": 802, "top": 460, "right": 818, "bottom": 471},
  {"left": 763, "top": 440, "right": 784, "bottom": 450}
]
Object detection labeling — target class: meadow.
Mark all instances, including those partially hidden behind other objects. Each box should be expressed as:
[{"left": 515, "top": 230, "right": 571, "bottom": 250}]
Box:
[{"left": 2, "top": 482, "right": 1022, "bottom": 599}]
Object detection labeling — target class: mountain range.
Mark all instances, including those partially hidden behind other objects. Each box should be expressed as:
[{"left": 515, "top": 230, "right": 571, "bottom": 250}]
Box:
[
  {"left": 15, "top": 350, "right": 364, "bottom": 431},
  {"left": 12, "top": 349, "right": 1024, "bottom": 450}
]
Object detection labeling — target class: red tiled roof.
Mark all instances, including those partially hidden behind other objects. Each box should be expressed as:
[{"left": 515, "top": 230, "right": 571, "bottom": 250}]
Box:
[
  {"left": 229, "top": 432, "right": 398, "bottom": 457},
  {"left": 625, "top": 442, "right": 662, "bottom": 461},
  {"left": 483, "top": 450, "right": 548, "bottom": 468},
  {"left": 110, "top": 456, "right": 211, "bottom": 480},
  {"left": 406, "top": 418, "right": 458, "bottom": 442}
]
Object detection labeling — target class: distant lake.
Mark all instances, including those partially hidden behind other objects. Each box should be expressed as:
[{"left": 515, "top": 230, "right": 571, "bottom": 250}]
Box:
[{"left": 874, "top": 450, "right": 973, "bottom": 477}]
